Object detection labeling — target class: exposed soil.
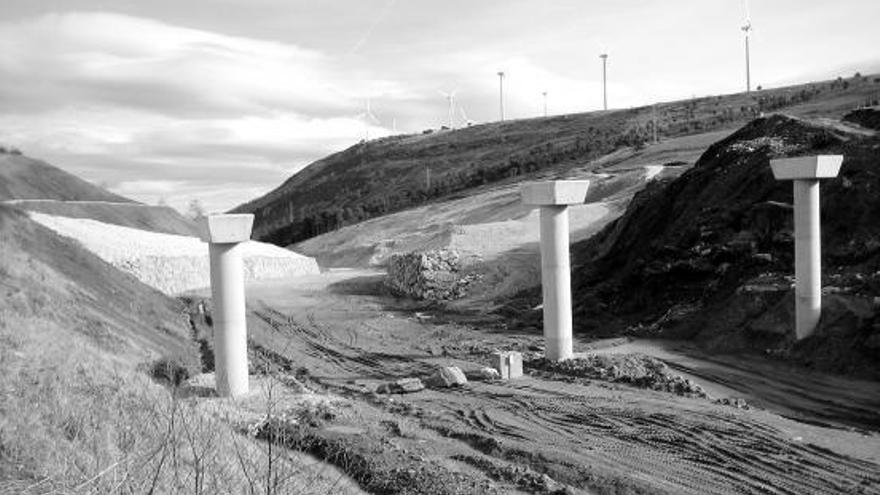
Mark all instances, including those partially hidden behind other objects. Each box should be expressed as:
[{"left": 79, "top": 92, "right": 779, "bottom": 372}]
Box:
[
  {"left": 499, "top": 114, "right": 880, "bottom": 379},
  {"left": 189, "top": 270, "right": 880, "bottom": 495}
]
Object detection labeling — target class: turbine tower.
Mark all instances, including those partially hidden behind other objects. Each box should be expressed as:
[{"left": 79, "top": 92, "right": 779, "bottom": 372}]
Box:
[
  {"left": 599, "top": 53, "right": 608, "bottom": 111},
  {"left": 742, "top": 19, "right": 752, "bottom": 93},
  {"left": 542, "top": 91, "right": 548, "bottom": 117},
  {"left": 741, "top": 0, "right": 753, "bottom": 93},
  {"left": 497, "top": 71, "right": 505, "bottom": 121},
  {"left": 439, "top": 89, "right": 457, "bottom": 129}
]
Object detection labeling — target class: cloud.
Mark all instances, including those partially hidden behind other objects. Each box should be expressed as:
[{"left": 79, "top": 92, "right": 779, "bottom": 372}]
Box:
[
  {"left": 0, "top": 12, "right": 404, "bottom": 212},
  {"left": 1, "top": 4, "right": 876, "bottom": 214},
  {"left": 0, "top": 12, "right": 413, "bottom": 117}
]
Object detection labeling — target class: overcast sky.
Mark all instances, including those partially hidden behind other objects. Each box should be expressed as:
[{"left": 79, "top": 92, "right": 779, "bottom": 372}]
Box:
[{"left": 0, "top": 1, "right": 877, "bottom": 213}]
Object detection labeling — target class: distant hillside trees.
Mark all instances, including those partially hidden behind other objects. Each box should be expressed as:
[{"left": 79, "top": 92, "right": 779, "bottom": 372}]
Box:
[{"left": 243, "top": 75, "right": 871, "bottom": 248}]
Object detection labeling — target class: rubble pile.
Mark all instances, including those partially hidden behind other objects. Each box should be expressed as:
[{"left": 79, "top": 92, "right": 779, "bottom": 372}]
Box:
[
  {"left": 529, "top": 353, "right": 709, "bottom": 398},
  {"left": 385, "top": 249, "right": 481, "bottom": 300}
]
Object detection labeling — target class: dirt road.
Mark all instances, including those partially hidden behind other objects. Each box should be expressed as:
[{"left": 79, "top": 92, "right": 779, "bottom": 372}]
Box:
[
  {"left": 590, "top": 339, "right": 880, "bottom": 433},
  {"left": 235, "top": 270, "right": 880, "bottom": 495}
]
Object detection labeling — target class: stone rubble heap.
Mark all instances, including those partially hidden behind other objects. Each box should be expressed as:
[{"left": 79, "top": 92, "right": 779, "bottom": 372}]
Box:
[
  {"left": 385, "top": 249, "right": 481, "bottom": 301},
  {"left": 529, "top": 353, "right": 709, "bottom": 399},
  {"left": 426, "top": 366, "right": 468, "bottom": 388}
]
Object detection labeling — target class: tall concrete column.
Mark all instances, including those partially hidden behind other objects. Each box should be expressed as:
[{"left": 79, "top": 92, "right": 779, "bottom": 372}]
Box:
[
  {"left": 199, "top": 214, "right": 254, "bottom": 397},
  {"left": 521, "top": 180, "right": 590, "bottom": 361},
  {"left": 769, "top": 155, "right": 842, "bottom": 340}
]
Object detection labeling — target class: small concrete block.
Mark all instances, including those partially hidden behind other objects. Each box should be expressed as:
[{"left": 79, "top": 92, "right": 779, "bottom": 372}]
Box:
[
  {"left": 199, "top": 214, "right": 254, "bottom": 243},
  {"left": 770, "top": 155, "right": 842, "bottom": 181},
  {"left": 492, "top": 351, "right": 524, "bottom": 379},
  {"left": 506, "top": 352, "right": 523, "bottom": 379},
  {"left": 520, "top": 180, "right": 590, "bottom": 206},
  {"left": 492, "top": 351, "right": 509, "bottom": 378}
]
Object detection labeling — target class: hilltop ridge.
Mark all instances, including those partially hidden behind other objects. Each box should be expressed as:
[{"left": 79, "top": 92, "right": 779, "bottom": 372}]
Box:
[
  {"left": 0, "top": 149, "right": 201, "bottom": 236},
  {"left": 234, "top": 73, "right": 880, "bottom": 248},
  {"left": 0, "top": 150, "right": 132, "bottom": 203}
]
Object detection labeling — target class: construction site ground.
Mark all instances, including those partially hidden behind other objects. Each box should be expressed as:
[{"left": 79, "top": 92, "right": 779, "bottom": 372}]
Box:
[{"left": 191, "top": 270, "right": 880, "bottom": 495}]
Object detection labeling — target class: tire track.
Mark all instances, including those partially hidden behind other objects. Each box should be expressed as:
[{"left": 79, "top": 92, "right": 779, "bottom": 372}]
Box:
[{"left": 413, "top": 379, "right": 880, "bottom": 495}]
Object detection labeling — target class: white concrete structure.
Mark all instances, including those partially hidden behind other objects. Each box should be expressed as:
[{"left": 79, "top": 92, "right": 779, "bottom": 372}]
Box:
[
  {"left": 770, "top": 155, "right": 842, "bottom": 340},
  {"left": 521, "top": 180, "right": 590, "bottom": 360},
  {"left": 493, "top": 351, "right": 523, "bottom": 379},
  {"left": 200, "top": 214, "right": 254, "bottom": 397}
]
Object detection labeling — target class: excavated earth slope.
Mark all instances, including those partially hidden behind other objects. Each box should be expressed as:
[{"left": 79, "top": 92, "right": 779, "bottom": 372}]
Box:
[
  {"left": 28, "top": 213, "right": 320, "bottom": 295},
  {"left": 549, "top": 113, "right": 880, "bottom": 378}
]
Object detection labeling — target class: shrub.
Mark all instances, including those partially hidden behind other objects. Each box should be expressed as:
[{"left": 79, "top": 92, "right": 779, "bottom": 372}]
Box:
[{"left": 150, "top": 353, "right": 201, "bottom": 386}]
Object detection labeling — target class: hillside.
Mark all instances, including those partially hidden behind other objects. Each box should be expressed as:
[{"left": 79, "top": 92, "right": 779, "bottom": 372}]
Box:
[
  {"left": 7, "top": 199, "right": 200, "bottom": 236},
  {"left": 0, "top": 196, "right": 354, "bottom": 493},
  {"left": 0, "top": 204, "right": 194, "bottom": 357},
  {"left": 28, "top": 211, "right": 319, "bottom": 294},
  {"left": 503, "top": 111, "right": 880, "bottom": 378},
  {"left": 235, "top": 73, "right": 880, "bottom": 248},
  {"left": 0, "top": 149, "right": 201, "bottom": 235},
  {"left": 292, "top": 127, "right": 722, "bottom": 271},
  {"left": 0, "top": 150, "right": 132, "bottom": 202}
]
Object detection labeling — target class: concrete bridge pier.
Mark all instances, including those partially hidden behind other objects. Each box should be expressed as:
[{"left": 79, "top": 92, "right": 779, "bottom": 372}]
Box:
[
  {"left": 521, "top": 180, "right": 590, "bottom": 361},
  {"left": 200, "top": 214, "right": 254, "bottom": 397},
  {"left": 769, "top": 155, "right": 842, "bottom": 340}
]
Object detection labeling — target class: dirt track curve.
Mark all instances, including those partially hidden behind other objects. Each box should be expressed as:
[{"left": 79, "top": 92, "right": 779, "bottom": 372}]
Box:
[{"left": 224, "top": 270, "right": 880, "bottom": 495}]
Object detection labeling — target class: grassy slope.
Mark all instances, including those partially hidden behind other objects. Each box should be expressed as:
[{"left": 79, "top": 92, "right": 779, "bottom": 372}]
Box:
[
  {"left": 0, "top": 152, "right": 132, "bottom": 202},
  {"left": 0, "top": 205, "right": 354, "bottom": 493},
  {"left": 12, "top": 199, "right": 200, "bottom": 237},
  {"left": 0, "top": 150, "right": 201, "bottom": 236},
  {"left": 0, "top": 205, "right": 193, "bottom": 356},
  {"left": 235, "top": 74, "right": 880, "bottom": 248}
]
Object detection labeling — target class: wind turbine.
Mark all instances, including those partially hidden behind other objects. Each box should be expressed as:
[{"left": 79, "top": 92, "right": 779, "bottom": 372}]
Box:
[
  {"left": 357, "top": 99, "right": 380, "bottom": 141},
  {"left": 497, "top": 71, "right": 505, "bottom": 121},
  {"left": 741, "top": 0, "right": 753, "bottom": 93},
  {"left": 439, "top": 89, "right": 457, "bottom": 129},
  {"left": 742, "top": 20, "right": 753, "bottom": 93},
  {"left": 599, "top": 53, "right": 608, "bottom": 110},
  {"left": 542, "top": 91, "right": 548, "bottom": 117}
]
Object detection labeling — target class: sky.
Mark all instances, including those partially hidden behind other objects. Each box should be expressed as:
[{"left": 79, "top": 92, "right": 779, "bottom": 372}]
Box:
[{"left": 0, "top": 1, "right": 877, "bottom": 213}]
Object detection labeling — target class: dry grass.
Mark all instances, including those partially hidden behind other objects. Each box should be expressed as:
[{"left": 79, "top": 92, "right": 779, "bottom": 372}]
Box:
[{"left": 0, "top": 314, "right": 352, "bottom": 495}]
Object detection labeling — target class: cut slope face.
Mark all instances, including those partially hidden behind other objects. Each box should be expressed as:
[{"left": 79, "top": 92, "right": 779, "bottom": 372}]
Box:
[
  {"left": 560, "top": 114, "right": 880, "bottom": 377},
  {"left": 28, "top": 212, "right": 320, "bottom": 295},
  {"left": 236, "top": 74, "right": 880, "bottom": 248},
  {"left": 0, "top": 152, "right": 131, "bottom": 202}
]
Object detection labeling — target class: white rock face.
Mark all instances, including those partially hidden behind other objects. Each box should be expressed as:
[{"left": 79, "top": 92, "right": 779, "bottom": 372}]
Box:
[{"left": 29, "top": 212, "right": 320, "bottom": 295}]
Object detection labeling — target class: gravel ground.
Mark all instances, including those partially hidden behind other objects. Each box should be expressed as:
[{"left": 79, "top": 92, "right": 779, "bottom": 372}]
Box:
[{"left": 30, "top": 212, "right": 320, "bottom": 294}]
